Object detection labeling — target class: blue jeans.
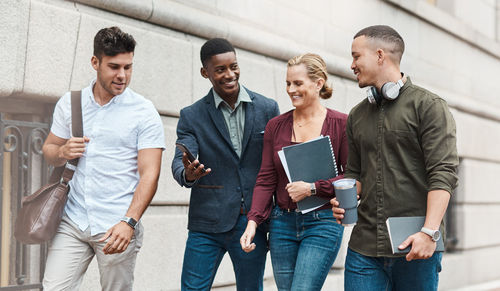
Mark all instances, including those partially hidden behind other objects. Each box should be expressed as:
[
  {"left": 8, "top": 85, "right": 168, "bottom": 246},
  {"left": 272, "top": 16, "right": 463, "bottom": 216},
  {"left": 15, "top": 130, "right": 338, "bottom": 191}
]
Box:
[
  {"left": 344, "top": 248, "right": 442, "bottom": 291},
  {"left": 269, "top": 206, "right": 344, "bottom": 291},
  {"left": 181, "top": 214, "right": 267, "bottom": 291}
]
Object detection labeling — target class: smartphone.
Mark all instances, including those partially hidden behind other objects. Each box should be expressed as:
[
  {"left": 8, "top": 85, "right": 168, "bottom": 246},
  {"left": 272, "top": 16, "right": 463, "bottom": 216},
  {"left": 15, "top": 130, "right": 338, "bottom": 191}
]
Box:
[{"left": 175, "top": 142, "right": 206, "bottom": 173}]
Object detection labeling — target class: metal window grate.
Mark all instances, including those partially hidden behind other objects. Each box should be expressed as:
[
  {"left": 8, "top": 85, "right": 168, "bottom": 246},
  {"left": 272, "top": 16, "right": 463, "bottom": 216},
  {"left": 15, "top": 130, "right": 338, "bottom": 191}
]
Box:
[{"left": 1, "top": 113, "right": 51, "bottom": 291}]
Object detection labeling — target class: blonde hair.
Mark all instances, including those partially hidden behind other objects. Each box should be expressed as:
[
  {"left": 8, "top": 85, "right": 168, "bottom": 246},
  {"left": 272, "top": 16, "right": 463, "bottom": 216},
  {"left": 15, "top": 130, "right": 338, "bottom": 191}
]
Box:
[{"left": 287, "top": 53, "right": 333, "bottom": 99}]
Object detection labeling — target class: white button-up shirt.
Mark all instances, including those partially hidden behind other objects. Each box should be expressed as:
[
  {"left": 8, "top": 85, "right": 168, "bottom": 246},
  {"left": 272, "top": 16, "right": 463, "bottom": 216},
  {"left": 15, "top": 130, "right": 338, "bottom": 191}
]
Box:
[{"left": 50, "top": 79, "right": 165, "bottom": 235}]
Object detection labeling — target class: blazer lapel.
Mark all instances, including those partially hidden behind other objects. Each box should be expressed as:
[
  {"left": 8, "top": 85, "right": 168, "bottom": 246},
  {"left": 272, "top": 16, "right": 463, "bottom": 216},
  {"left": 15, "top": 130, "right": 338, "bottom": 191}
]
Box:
[
  {"left": 240, "top": 89, "right": 255, "bottom": 156},
  {"left": 205, "top": 91, "right": 234, "bottom": 149}
]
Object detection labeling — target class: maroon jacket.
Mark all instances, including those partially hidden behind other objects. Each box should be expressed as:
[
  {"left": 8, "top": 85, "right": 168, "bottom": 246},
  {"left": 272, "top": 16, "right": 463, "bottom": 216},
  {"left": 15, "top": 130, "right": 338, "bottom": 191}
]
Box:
[{"left": 247, "top": 108, "right": 348, "bottom": 225}]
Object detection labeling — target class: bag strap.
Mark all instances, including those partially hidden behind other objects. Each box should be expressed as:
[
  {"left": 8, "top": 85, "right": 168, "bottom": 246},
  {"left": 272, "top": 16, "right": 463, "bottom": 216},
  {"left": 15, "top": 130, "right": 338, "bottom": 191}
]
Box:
[
  {"left": 71, "top": 90, "right": 83, "bottom": 141},
  {"left": 60, "top": 91, "right": 83, "bottom": 185}
]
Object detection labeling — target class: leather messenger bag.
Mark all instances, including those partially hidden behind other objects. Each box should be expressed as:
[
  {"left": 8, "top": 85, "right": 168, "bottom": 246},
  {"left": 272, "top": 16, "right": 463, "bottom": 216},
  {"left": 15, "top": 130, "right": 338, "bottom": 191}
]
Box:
[{"left": 14, "top": 91, "right": 82, "bottom": 244}]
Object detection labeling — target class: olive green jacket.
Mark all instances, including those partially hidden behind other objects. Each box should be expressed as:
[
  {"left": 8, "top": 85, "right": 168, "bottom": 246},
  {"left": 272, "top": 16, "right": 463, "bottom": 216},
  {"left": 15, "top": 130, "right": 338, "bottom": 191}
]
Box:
[{"left": 346, "top": 77, "right": 459, "bottom": 257}]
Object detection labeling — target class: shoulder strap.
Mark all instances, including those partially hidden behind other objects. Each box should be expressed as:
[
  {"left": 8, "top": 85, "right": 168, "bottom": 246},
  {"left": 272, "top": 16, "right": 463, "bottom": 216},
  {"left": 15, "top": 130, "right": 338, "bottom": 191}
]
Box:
[
  {"left": 68, "top": 91, "right": 83, "bottom": 167},
  {"left": 71, "top": 91, "right": 83, "bottom": 138},
  {"left": 49, "top": 91, "right": 83, "bottom": 184}
]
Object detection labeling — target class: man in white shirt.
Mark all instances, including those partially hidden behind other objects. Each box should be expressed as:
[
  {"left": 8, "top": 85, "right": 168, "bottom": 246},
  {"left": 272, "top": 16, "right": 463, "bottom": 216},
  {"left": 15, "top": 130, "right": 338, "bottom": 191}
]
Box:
[{"left": 41, "top": 26, "right": 165, "bottom": 291}]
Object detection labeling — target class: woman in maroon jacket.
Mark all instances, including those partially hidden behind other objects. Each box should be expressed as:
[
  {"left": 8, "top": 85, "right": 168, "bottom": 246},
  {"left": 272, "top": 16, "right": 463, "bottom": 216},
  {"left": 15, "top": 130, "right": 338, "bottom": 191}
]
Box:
[{"left": 240, "top": 53, "right": 347, "bottom": 290}]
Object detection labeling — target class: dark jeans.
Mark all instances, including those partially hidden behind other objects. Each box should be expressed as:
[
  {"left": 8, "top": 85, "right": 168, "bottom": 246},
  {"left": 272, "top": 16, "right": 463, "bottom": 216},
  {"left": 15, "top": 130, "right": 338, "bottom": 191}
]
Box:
[
  {"left": 181, "top": 214, "right": 267, "bottom": 291},
  {"left": 344, "top": 247, "right": 442, "bottom": 291},
  {"left": 269, "top": 206, "right": 344, "bottom": 291}
]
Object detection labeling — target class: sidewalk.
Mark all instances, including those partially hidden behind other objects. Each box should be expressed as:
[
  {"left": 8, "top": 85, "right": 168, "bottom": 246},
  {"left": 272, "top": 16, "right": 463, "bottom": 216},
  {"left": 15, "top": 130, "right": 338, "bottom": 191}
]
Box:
[
  {"left": 450, "top": 280, "right": 500, "bottom": 291},
  {"left": 214, "top": 272, "right": 500, "bottom": 291},
  {"left": 214, "top": 269, "right": 343, "bottom": 290}
]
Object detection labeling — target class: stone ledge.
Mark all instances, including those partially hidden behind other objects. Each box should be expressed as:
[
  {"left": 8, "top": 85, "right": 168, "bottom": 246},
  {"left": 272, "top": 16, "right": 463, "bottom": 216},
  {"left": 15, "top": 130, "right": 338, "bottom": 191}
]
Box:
[
  {"left": 384, "top": 0, "right": 500, "bottom": 59},
  {"left": 73, "top": 0, "right": 353, "bottom": 80},
  {"left": 68, "top": 0, "right": 500, "bottom": 127}
]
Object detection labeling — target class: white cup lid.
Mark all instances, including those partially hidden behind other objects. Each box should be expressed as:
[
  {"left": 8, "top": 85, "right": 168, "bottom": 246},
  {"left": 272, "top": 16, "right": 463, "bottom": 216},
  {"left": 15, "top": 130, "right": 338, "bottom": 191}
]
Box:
[{"left": 333, "top": 178, "right": 356, "bottom": 188}]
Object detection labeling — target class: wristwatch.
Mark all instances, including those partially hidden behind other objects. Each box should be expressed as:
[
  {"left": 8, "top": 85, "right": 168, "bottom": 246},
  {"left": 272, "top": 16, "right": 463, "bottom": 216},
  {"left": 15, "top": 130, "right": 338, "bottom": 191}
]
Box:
[
  {"left": 310, "top": 183, "right": 317, "bottom": 196},
  {"left": 121, "top": 216, "right": 138, "bottom": 229},
  {"left": 420, "top": 227, "right": 441, "bottom": 242}
]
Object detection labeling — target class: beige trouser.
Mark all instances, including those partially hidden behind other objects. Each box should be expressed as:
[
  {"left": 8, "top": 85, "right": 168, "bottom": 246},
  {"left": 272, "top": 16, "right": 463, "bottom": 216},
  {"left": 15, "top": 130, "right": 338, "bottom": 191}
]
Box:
[{"left": 42, "top": 214, "right": 143, "bottom": 291}]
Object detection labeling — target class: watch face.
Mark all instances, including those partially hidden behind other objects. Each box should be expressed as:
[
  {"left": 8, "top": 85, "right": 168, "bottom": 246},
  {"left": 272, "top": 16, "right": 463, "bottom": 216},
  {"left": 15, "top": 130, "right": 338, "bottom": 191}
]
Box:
[
  {"left": 432, "top": 231, "right": 441, "bottom": 241},
  {"left": 122, "top": 217, "right": 137, "bottom": 228}
]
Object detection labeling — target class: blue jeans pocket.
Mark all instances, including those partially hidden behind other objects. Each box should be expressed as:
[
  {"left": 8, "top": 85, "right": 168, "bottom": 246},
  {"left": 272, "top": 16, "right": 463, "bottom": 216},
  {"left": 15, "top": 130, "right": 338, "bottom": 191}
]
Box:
[
  {"left": 270, "top": 206, "right": 283, "bottom": 219},
  {"left": 313, "top": 209, "right": 335, "bottom": 221}
]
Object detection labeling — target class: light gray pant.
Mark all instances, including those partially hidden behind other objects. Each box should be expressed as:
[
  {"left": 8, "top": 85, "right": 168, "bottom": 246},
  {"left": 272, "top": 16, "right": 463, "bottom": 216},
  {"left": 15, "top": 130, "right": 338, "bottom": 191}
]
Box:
[{"left": 42, "top": 215, "right": 143, "bottom": 291}]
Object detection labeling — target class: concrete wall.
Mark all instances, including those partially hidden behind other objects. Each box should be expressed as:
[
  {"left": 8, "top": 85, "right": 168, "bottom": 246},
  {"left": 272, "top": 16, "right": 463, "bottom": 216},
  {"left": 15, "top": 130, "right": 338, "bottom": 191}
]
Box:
[{"left": 1, "top": 0, "right": 500, "bottom": 290}]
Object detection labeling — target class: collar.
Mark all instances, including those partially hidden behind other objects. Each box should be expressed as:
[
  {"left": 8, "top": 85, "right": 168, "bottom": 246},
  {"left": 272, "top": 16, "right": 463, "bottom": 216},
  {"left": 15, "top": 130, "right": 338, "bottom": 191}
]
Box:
[
  {"left": 88, "top": 78, "right": 127, "bottom": 107},
  {"left": 213, "top": 84, "right": 252, "bottom": 109},
  {"left": 400, "top": 76, "right": 412, "bottom": 94}
]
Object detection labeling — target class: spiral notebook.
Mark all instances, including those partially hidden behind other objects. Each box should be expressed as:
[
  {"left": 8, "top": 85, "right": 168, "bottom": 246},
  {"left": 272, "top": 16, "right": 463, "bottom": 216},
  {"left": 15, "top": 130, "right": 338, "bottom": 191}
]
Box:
[{"left": 280, "top": 135, "right": 338, "bottom": 213}]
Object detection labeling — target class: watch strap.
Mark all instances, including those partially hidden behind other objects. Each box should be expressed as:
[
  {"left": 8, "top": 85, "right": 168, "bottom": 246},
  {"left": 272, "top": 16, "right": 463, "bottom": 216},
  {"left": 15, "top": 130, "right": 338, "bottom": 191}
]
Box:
[
  {"left": 420, "top": 227, "right": 440, "bottom": 242},
  {"left": 121, "top": 216, "right": 137, "bottom": 229},
  {"left": 310, "top": 183, "right": 317, "bottom": 196}
]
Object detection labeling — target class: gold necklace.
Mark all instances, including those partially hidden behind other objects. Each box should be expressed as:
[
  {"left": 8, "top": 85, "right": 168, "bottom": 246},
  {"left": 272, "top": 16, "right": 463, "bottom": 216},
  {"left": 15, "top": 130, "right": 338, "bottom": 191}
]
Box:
[
  {"left": 294, "top": 118, "right": 314, "bottom": 127},
  {"left": 294, "top": 107, "right": 326, "bottom": 127}
]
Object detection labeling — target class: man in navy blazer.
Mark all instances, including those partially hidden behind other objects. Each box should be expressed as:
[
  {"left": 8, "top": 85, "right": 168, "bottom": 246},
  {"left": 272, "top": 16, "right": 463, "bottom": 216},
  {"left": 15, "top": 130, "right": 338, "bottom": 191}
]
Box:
[{"left": 172, "top": 38, "right": 280, "bottom": 290}]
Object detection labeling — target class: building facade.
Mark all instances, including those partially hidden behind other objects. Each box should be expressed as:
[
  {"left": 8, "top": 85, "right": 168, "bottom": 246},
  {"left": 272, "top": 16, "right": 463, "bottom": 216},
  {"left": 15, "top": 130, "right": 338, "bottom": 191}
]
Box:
[{"left": 1, "top": 0, "right": 500, "bottom": 290}]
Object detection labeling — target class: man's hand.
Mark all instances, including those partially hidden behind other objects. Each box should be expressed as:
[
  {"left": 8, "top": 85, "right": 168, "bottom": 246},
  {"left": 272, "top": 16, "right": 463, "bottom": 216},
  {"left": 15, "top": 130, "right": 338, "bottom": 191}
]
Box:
[
  {"left": 330, "top": 195, "right": 360, "bottom": 224},
  {"left": 183, "top": 153, "right": 211, "bottom": 182},
  {"left": 98, "top": 221, "right": 134, "bottom": 255},
  {"left": 399, "top": 232, "right": 436, "bottom": 261},
  {"left": 59, "top": 136, "right": 90, "bottom": 160},
  {"left": 42, "top": 133, "right": 90, "bottom": 167},
  {"left": 240, "top": 220, "right": 257, "bottom": 253},
  {"left": 330, "top": 197, "right": 344, "bottom": 224},
  {"left": 286, "top": 181, "right": 311, "bottom": 202}
]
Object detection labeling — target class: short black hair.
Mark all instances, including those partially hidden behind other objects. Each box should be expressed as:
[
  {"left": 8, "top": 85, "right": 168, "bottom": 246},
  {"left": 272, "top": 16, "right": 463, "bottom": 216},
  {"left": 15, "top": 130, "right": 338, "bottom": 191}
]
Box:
[
  {"left": 200, "top": 38, "right": 235, "bottom": 67},
  {"left": 93, "top": 26, "right": 136, "bottom": 60},
  {"left": 354, "top": 25, "right": 405, "bottom": 62}
]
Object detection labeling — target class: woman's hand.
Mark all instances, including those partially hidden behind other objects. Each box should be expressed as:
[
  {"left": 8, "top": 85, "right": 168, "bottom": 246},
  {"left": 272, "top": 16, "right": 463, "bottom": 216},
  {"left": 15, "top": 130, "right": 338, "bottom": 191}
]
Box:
[
  {"left": 240, "top": 220, "right": 258, "bottom": 253},
  {"left": 286, "top": 181, "right": 312, "bottom": 202}
]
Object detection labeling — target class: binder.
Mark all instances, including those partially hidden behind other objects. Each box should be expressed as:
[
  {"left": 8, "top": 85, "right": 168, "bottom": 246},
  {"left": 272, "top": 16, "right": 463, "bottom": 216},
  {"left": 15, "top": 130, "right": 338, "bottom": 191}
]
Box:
[
  {"left": 386, "top": 216, "right": 445, "bottom": 254},
  {"left": 280, "top": 136, "right": 338, "bottom": 213}
]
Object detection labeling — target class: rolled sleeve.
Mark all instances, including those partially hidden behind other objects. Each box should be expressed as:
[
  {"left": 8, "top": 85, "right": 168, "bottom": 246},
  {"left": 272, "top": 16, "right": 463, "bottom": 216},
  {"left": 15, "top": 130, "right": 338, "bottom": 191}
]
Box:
[
  {"left": 419, "top": 98, "right": 459, "bottom": 194},
  {"left": 137, "top": 103, "right": 166, "bottom": 150},
  {"left": 50, "top": 92, "right": 72, "bottom": 139}
]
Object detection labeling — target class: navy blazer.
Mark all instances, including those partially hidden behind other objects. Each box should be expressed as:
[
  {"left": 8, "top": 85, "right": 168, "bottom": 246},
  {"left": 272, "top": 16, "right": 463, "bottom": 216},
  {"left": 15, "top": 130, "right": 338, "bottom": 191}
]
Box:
[{"left": 172, "top": 87, "right": 280, "bottom": 233}]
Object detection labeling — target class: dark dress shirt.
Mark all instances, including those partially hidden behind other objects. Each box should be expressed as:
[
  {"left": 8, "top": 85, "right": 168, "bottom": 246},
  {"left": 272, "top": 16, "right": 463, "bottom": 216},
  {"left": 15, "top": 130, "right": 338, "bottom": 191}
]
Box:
[{"left": 345, "top": 77, "right": 459, "bottom": 257}]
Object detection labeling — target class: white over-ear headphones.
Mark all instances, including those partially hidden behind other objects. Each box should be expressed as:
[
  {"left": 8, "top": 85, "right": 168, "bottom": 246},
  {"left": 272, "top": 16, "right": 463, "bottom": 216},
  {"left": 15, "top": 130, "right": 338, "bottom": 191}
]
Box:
[{"left": 367, "top": 74, "right": 405, "bottom": 105}]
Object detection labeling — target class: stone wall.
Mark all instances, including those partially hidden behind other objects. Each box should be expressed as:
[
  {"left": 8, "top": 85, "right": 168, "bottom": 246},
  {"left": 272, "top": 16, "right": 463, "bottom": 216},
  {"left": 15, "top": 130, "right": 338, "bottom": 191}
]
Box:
[{"left": 1, "top": 0, "right": 500, "bottom": 290}]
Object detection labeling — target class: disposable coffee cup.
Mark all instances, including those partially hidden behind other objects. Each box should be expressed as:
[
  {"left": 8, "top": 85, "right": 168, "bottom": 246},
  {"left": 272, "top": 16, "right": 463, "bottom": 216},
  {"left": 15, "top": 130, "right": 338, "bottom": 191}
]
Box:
[{"left": 333, "top": 178, "right": 358, "bottom": 226}]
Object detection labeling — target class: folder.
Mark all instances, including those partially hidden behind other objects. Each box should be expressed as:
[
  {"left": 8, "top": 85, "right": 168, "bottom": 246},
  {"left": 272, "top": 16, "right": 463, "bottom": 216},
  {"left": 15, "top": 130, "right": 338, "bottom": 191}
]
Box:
[
  {"left": 279, "top": 136, "right": 338, "bottom": 213},
  {"left": 386, "top": 216, "right": 445, "bottom": 254}
]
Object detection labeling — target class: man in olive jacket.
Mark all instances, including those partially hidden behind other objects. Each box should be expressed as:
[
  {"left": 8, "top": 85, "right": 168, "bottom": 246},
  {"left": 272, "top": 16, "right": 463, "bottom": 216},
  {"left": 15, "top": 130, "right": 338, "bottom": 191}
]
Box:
[{"left": 332, "top": 25, "right": 458, "bottom": 291}]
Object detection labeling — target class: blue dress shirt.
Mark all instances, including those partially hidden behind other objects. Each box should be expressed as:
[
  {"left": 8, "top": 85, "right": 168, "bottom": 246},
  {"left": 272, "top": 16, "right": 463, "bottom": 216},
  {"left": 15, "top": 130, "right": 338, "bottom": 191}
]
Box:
[{"left": 50, "top": 79, "right": 165, "bottom": 235}]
